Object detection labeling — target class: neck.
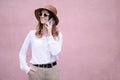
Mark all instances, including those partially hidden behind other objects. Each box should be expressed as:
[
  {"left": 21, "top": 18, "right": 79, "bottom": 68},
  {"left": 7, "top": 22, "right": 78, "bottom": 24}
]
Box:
[{"left": 41, "top": 26, "right": 48, "bottom": 36}]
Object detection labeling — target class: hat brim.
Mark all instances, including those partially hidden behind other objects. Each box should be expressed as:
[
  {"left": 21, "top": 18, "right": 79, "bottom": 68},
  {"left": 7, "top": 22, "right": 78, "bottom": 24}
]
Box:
[{"left": 35, "top": 8, "right": 59, "bottom": 25}]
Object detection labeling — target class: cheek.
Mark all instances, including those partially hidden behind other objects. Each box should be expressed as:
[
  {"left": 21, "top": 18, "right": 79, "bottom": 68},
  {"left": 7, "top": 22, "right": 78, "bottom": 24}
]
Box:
[{"left": 46, "top": 17, "right": 49, "bottom": 21}]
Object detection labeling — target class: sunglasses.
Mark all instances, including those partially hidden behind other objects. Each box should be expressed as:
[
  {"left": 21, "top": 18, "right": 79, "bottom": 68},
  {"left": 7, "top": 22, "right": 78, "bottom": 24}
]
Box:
[{"left": 38, "top": 12, "right": 50, "bottom": 17}]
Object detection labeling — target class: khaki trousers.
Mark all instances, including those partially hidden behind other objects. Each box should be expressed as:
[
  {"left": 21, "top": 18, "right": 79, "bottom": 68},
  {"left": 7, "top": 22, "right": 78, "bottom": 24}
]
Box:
[{"left": 28, "top": 64, "right": 59, "bottom": 80}]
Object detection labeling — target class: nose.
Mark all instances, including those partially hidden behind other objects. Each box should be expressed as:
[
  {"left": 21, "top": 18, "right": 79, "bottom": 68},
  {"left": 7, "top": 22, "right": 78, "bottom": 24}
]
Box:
[
  {"left": 40, "top": 14, "right": 44, "bottom": 17},
  {"left": 40, "top": 16, "right": 46, "bottom": 20}
]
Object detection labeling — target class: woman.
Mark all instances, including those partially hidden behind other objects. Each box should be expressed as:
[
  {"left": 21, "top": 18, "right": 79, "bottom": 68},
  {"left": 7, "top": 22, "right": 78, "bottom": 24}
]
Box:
[{"left": 19, "top": 4, "right": 62, "bottom": 80}]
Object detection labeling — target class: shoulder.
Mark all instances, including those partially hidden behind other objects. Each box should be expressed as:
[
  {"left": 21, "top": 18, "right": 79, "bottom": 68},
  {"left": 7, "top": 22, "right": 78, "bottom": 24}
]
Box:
[
  {"left": 28, "top": 30, "right": 36, "bottom": 35},
  {"left": 58, "top": 31, "right": 63, "bottom": 39},
  {"left": 29, "top": 30, "right": 36, "bottom": 34},
  {"left": 58, "top": 32, "right": 62, "bottom": 36},
  {"left": 26, "top": 30, "right": 36, "bottom": 38}
]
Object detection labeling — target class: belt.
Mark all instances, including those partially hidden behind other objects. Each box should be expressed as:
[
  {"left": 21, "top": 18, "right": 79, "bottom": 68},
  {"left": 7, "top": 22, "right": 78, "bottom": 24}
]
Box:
[{"left": 33, "top": 61, "right": 57, "bottom": 68}]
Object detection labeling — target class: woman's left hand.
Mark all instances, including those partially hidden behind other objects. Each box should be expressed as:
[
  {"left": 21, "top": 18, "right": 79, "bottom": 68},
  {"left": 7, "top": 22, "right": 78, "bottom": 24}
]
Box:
[{"left": 44, "top": 21, "right": 53, "bottom": 36}]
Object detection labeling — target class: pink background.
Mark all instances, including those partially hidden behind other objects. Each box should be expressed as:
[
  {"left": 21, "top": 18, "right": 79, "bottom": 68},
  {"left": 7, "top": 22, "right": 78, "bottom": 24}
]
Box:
[{"left": 0, "top": 0, "right": 120, "bottom": 80}]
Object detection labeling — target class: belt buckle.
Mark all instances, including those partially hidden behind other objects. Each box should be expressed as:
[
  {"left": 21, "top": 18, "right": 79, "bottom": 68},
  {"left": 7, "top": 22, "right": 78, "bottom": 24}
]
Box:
[
  {"left": 50, "top": 62, "right": 53, "bottom": 68},
  {"left": 42, "top": 62, "right": 54, "bottom": 68},
  {"left": 44, "top": 64, "right": 47, "bottom": 68},
  {"left": 48, "top": 63, "right": 53, "bottom": 68}
]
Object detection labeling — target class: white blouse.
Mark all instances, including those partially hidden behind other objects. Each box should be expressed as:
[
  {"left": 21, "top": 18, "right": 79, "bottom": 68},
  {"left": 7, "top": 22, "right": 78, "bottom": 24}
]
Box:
[{"left": 19, "top": 30, "right": 63, "bottom": 73}]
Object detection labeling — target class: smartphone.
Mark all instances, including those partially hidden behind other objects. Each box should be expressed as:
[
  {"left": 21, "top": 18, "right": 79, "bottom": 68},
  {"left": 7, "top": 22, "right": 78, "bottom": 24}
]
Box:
[{"left": 49, "top": 18, "right": 55, "bottom": 25}]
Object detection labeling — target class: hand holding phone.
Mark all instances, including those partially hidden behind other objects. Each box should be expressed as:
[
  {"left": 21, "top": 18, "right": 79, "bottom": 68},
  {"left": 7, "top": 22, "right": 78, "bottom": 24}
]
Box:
[
  {"left": 44, "top": 18, "right": 55, "bottom": 36},
  {"left": 48, "top": 18, "right": 55, "bottom": 26}
]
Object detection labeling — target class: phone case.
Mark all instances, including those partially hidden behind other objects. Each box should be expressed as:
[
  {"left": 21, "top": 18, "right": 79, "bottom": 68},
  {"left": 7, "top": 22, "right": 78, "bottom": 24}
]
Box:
[{"left": 49, "top": 18, "right": 55, "bottom": 25}]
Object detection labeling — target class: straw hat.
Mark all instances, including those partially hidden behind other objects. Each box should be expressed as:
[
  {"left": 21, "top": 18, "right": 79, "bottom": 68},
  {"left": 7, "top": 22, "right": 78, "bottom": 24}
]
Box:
[{"left": 35, "top": 4, "right": 59, "bottom": 25}]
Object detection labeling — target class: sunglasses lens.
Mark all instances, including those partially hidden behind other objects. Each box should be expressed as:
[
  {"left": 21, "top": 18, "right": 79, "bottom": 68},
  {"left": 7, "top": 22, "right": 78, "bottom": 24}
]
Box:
[
  {"left": 38, "top": 13, "right": 42, "bottom": 16},
  {"left": 38, "top": 12, "right": 49, "bottom": 17},
  {"left": 44, "top": 14, "right": 48, "bottom": 17}
]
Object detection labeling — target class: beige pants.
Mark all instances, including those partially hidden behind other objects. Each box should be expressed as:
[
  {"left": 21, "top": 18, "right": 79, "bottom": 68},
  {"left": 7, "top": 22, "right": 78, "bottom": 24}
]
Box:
[{"left": 28, "top": 64, "right": 59, "bottom": 80}]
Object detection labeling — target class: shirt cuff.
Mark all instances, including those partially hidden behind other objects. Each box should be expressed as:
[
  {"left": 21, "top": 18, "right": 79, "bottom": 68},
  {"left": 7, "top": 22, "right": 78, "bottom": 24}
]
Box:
[{"left": 25, "top": 66, "right": 30, "bottom": 74}]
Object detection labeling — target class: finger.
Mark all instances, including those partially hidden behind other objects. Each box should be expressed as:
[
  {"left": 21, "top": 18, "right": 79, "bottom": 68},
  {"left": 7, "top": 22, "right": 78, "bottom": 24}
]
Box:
[
  {"left": 46, "top": 21, "right": 52, "bottom": 27},
  {"left": 43, "top": 23, "right": 48, "bottom": 27},
  {"left": 46, "top": 22, "right": 50, "bottom": 27},
  {"left": 30, "top": 68, "right": 36, "bottom": 72}
]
